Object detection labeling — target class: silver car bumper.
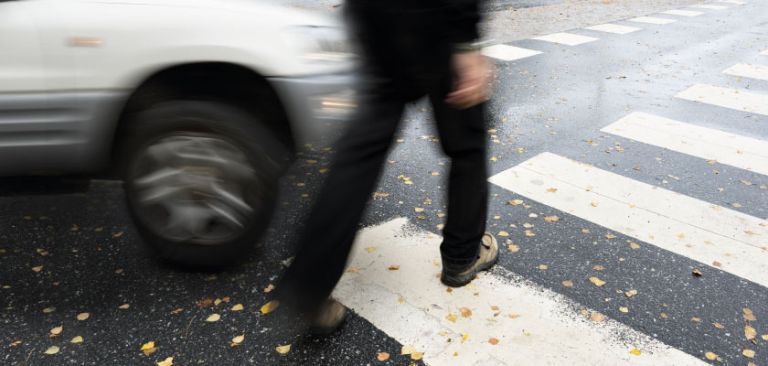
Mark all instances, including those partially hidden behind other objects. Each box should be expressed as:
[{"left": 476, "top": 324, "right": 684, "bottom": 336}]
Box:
[{"left": 268, "top": 72, "right": 357, "bottom": 146}]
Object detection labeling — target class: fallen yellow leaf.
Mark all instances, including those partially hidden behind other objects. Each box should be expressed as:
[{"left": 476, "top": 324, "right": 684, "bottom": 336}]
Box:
[
  {"left": 118, "top": 304, "right": 130, "bottom": 310},
  {"left": 71, "top": 336, "right": 83, "bottom": 344},
  {"left": 76, "top": 312, "right": 90, "bottom": 321},
  {"left": 489, "top": 337, "right": 499, "bottom": 345},
  {"left": 31, "top": 265, "right": 43, "bottom": 272},
  {"left": 762, "top": 334, "right": 768, "bottom": 341},
  {"left": 50, "top": 326, "right": 63, "bottom": 336},
  {"left": 589, "top": 277, "right": 606, "bottom": 287},
  {"left": 231, "top": 335, "right": 245, "bottom": 346},
  {"left": 562, "top": 280, "right": 573, "bottom": 288},
  {"left": 460, "top": 307, "right": 472, "bottom": 318},
  {"left": 605, "top": 233, "right": 616, "bottom": 239},
  {"left": 157, "top": 357, "right": 174, "bottom": 366},
  {"left": 629, "top": 242, "right": 641, "bottom": 250},
  {"left": 44, "top": 346, "right": 60, "bottom": 355},
  {"left": 445, "top": 313, "right": 457, "bottom": 323},
  {"left": 704, "top": 352, "right": 718, "bottom": 361},
  {"left": 742, "top": 349, "right": 755, "bottom": 358},
  {"left": 619, "top": 307, "right": 629, "bottom": 313},
  {"left": 743, "top": 308, "right": 756, "bottom": 321},
  {"left": 745, "top": 325, "right": 757, "bottom": 340},
  {"left": 401, "top": 345, "right": 417, "bottom": 355},
  {"left": 537, "top": 264, "right": 548, "bottom": 270},
  {"left": 546, "top": 187, "right": 558, "bottom": 193},
  {"left": 275, "top": 344, "right": 291, "bottom": 355},
  {"left": 625, "top": 289, "right": 638, "bottom": 298},
  {"left": 712, "top": 322, "right": 725, "bottom": 329},
  {"left": 498, "top": 231, "right": 510, "bottom": 237},
  {"left": 543, "top": 215, "right": 560, "bottom": 222},
  {"left": 524, "top": 229, "right": 535, "bottom": 237},
  {"left": 388, "top": 265, "right": 400, "bottom": 271},
  {"left": 507, "top": 243, "right": 520, "bottom": 253},
  {"left": 206, "top": 313, "right": 221, "bottom": 322},
  {"left": 141, "top": 341, "right": 157, "bottom": 356},
  {"left": 376, "top": 351, "right": 390, "bottom": 361},
  {"left": 264, "top": 284, "right": 276, "bottom": 293},
  {"left": 231, "top": 304, "right": 244, "bottom": 312},
  {"left": 590, "top": 312, "right": 606, "bottom": 322},
  {"left": 508, "top": 199, "right": 524, "bottom": 206},
  {"left": 629, "top": 348, "right": 641, "bottom": 356},
  {"left": 411, "top": 352, "right": 424, "bottom": 360},
  {"left": 461, "top": 333, "right": 469, "bottom": 343},
  {"left": 260, "top": 300, "right": 279, "bottom": 315}
]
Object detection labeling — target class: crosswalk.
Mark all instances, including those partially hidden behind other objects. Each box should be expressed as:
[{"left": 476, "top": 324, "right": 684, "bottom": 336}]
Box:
[{"left": 335, "top": 2, "right": 766, "bottom": 365}]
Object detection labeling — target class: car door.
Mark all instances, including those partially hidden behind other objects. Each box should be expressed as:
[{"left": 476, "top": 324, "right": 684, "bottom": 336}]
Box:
[{"left": 0, "top": 0, "right": 111, "bottom": 175}]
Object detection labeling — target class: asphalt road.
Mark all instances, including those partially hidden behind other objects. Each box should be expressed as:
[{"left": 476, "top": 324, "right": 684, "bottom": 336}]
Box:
[{"left": 2, "top": 1, "right": 767, "bottom": 365}]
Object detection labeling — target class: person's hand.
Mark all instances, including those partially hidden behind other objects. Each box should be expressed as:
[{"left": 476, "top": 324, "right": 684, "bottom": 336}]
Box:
[{"left": 445, "top": 50, "right": 493, "bottom": 109}]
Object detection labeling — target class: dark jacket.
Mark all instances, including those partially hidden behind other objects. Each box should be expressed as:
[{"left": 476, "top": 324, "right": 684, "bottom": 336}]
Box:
[{"left": 345, "top": 0, "right": 482, "bottom": 99}]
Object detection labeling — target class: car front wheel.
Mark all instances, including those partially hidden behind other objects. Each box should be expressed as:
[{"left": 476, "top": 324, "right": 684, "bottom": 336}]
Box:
[{"left": 121, "top": 100, "right": 288, "bottom": 267}]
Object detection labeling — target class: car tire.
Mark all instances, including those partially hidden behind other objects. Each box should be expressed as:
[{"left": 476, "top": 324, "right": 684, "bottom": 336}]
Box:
[{"left": 120, "top": 100, "right": 288, "bottom": 268}]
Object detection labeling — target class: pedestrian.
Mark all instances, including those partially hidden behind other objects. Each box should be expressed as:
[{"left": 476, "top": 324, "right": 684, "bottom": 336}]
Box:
[{"left": 277, "top": 0, "right": 497, "bottom": 334}]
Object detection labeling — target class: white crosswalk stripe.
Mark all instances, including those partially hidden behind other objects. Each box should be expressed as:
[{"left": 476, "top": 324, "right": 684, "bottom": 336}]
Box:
[
  {"left": 482, "top": 44, "right": 542, "bottom": 61},
  {"left": 717, "top": 0, "right": 745, "bottom": 4},
  {"left": 761, "top": 49, "right": 768, "bottom": 56},
  {"left": 584, "top": 23, "right": 641, "bottom": 34},
  {"left": 334, "top": 218, "right": 708, "bottom": 366},
  {"left": 690, "top": 4, "right": 729, "bottom": 10},
  {"left": 533, "top": 32, "right": 599, "bottom": 46},
  {"left": 661, "top": 10, "right": 703, "bottom": 17},
  {"left": 675, "top": 84, "right": 768, "bottom": 116},
  {"left": 601, "top": 112, "right": 768, "bottom": 176},
  {"left": 489, "top": 152, "right": 768, "bottom": 287},
  {"left": 628, "top": 16, "right": 677, "bottom": 25},
  {"left": 723, "top": 63, "right": 768, "bottom": 81}
]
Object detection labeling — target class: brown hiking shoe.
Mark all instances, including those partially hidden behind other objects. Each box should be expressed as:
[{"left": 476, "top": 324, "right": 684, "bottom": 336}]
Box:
[
  {"left": 440, "top": 233, "right": 499, "bottom": 287},
  {"left": 309, "top": 298, "right": 348, "bottom": 335}
]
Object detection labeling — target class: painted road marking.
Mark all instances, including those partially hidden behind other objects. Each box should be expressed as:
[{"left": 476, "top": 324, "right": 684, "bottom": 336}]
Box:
[
  {"left": 489, "top": 153, "right": 768, "bottom": 288},
  {"left": 661, "top": 10, "right": 703, "bottom": 17},
  {"left": 482, "top": 44, "right": 542, "bottom": 61},
  {"left": 532, "top": 32, "right": 598, "bottom": 46},
  {"left": 584, "top": 23, "right": 641, "bottom": 34},
  {"left": 723, "top": 63, "right": 768, "bottom": 81},
  {"left": 717, "top": 0, "right": 745, "bottom": 4},
  {"left": 628, "top": 16, "right": 677, "bottom": 25},
  {"left": 690, "top": 4, "right": 728, "bottom": 10},
  {"left": 601, "top": 112, "right": 768, "bottom": 176},
  {"left": 676, "top": 84, "right": 768, "bottom": 116},
  {"left": 762, "top": 49, "right": 768, "bottom": 56},
  {"left": 334, "top": 218, "right": 708, "bottom": 366}
]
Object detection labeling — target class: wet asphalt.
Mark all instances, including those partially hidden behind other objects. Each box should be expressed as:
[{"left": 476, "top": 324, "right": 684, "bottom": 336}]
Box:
[{"left": 2, "top": 1, "right": 768, "bottom": 366}]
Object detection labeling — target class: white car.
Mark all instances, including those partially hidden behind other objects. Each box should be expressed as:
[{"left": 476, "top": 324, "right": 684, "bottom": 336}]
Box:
[{"left": 0, "top": 0, "right": 356, "bottom": 266}]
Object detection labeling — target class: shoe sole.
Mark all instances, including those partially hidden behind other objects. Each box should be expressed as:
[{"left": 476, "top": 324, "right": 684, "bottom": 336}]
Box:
[
  {"left": 440, "top": 250, "right": 499, "bottom": 288},
  {"left": 308, "top": 310, "right": 349, "bottom": 336}
]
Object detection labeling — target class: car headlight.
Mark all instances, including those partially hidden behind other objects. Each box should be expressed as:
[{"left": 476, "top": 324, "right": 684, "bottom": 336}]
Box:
[{"left": 283, "top": 25, "right": 355, "bottom": 63}]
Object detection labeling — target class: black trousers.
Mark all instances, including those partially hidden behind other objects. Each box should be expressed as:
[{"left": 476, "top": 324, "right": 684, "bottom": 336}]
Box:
[{"left": 278, "top": 4, "right": 489, "bottom": 312}]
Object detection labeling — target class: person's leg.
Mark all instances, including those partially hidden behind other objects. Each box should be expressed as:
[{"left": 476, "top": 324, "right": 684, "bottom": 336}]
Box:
[
  {"left": 277, "top": 93, "right": 405, "bottom": 314},
  {"left": 429, "top": 92, "right": 490, "bottom": 268}
]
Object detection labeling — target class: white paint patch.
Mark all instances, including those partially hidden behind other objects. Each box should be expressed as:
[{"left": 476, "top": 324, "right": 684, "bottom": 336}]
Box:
[
  {"left": 628, "top": 16, "right": 677, "bottom": 25},
  {"left": 482, "top": 44, "right": 542, "bottom": 61},
  {"left": 584, "top": 23, "right": 641, "bottom": 34},
  {"left": 533, "top": 32, "right": 598, "bottom": 46},
  {"left": 601, "top": 112, "right": 768, "bottom": 176},
  {"left": 723, "top": 63, "right": 768, "bottom": 81},
  {"left": 717, "top": 0, "right": 745, "bottom": 4},
  {"left": 661, "top": 10, "right": 704, "bottom": 17},
  {"left": 334, "top": 218, "right": 708, "bottom": 366},
  {"left": 762, "top": 49, "right": 768, "bottom": 56},
  {"left": 690, "top": 4, "right": 728, "bottom": 10},
  {"left": 676, "top": 84, "right": 768, "bottom": 116},
  {"left": 489, "top": 153, "right": 768, "bottom": 287}
]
